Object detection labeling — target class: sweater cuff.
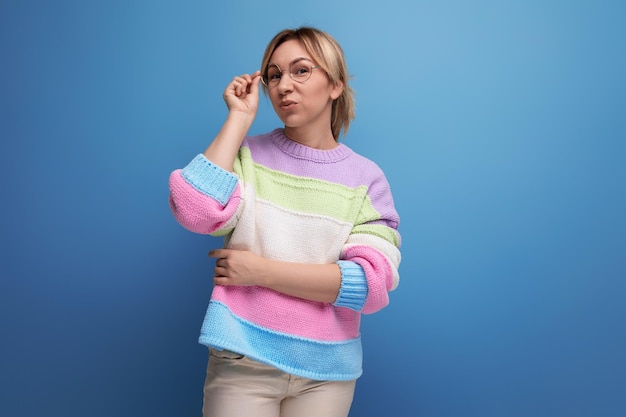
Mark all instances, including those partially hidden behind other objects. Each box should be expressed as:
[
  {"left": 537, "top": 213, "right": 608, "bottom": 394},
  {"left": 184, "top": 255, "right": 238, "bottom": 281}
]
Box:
[
  {"left": 334, "top": 261, "right": 368, "bottom": 311},
  {"left": 181, "top": 154, "right": 239, "bottom": 206}
]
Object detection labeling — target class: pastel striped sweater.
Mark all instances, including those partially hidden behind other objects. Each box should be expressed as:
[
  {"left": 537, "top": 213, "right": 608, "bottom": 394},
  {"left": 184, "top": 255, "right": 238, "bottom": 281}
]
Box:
[{"left": 168, "top": 128, "right": 401, "bottom": 381}]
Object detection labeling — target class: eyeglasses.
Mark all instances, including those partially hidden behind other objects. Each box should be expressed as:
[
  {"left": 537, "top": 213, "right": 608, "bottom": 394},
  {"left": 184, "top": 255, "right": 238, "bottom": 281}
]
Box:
[{"left": 261, "top": 58, "right": 321, "bottom": 88}]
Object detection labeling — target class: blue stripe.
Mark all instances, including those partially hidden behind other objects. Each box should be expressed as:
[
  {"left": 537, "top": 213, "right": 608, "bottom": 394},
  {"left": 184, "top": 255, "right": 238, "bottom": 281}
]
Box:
[
  {"left": 335, "top": 260, "right": 368, "bottom": 311},
  {"left": 198, "top": 301, "right": 363, "bottom": 381},
  {"left": 181, "top": 154, "right": 239, "bottom": 206}
]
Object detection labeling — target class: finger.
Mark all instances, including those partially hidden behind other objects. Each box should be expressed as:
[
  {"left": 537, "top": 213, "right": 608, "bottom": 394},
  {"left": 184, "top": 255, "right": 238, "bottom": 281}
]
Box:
[
  {"left": 214, "top": 276, "right": 230, "bottom": 286},
  {"left": 249, "top": 72, "right": 261, "bottom": 95},
  {"left": 208, "top": 249, "right": 228, "bottom": 259},
  {"left": 233, "top": 80, "right": 243, "bottom": 96},
  {"left": 232, "top": 77, "right": 246, "bottom": 95},
  {"left": 236, "top": 74, "right": 253, "bottom": 92}
]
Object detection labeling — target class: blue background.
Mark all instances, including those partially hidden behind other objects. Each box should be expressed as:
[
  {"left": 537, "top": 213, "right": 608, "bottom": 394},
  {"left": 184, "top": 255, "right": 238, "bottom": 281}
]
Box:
[{"left": 1, "top": 1, "right": 624, "bottom": 416}]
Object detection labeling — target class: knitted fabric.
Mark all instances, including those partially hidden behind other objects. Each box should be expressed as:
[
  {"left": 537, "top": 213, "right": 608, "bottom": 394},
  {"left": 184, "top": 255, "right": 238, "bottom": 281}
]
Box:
[{"left": 169, "top": 128, "right": 401, "bottom": 380}]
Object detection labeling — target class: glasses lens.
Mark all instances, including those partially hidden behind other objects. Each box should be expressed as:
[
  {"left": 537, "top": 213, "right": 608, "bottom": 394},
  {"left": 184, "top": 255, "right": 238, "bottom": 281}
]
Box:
[
  {"left": 264, "top": 64, "right": 281, "bottom": 87},
  {"left": 290, "top": 60, "right": 313, "bottom": 83}
]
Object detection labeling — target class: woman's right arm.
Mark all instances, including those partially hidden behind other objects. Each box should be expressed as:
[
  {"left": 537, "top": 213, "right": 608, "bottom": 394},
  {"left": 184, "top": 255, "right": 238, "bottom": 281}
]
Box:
[
  {"left": 203, "top": 71, "right": 261, "bottom": 171},
  {"left": 168, "top": 71, "right": 261, "bottom": 234}
]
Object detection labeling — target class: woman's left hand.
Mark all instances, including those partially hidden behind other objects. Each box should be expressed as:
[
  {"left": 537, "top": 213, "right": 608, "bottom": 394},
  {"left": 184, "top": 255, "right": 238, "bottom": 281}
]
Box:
[{"left": 208, "top": 248, "right": 268, "bottom": 287}]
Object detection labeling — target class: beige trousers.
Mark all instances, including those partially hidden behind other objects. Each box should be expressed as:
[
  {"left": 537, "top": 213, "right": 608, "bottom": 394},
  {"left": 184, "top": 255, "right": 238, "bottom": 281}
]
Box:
[{"left": 202, "top": 348, "right": 356, "bottom": 417}]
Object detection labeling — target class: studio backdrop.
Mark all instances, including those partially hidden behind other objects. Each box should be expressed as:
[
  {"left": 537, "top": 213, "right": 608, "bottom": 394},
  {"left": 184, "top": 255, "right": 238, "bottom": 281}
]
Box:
[{"left": 1, "top": 1, "right": 624, "bottom": 416}]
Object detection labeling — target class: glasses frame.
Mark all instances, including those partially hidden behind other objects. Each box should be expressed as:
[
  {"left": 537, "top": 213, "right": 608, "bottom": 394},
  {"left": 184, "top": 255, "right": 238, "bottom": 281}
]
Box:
[{"left": 261, "top": 58, "right": 322, "bottom": 88}]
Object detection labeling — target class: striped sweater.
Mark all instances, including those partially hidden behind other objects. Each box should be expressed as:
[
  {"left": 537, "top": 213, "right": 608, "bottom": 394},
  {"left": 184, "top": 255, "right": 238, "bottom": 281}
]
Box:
[{"left": 168, "top": 128, "right": 401, "bottom": 381}]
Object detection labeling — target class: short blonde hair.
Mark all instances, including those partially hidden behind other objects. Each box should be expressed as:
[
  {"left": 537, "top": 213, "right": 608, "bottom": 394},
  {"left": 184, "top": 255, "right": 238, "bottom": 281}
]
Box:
[{"left": 260, "top": 27, "right": 355, "bottom": 140}]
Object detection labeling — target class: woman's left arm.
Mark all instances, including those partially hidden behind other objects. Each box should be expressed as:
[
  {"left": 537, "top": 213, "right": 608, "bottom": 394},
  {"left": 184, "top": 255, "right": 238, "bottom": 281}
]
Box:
[
  {"left": 209, "top": 171, "right": 401, "bottom": 311},
  {"left": 209, "top": 249, "right": 342, "bottom": 303}
]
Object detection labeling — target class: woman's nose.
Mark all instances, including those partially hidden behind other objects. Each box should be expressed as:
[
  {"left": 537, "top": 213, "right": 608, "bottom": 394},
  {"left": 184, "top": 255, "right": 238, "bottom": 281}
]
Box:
[{"left": 276, "top": 73, "right": 294, "bottom": 94}]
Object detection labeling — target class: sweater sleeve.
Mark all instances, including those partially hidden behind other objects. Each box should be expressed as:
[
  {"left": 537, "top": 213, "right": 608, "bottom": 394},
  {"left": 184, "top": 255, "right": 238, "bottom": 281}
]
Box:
[
  {"left": 168, "top": 154, "right": 242, "bottom": 235},
  {"left": 334, "top": 170, "right": 401, "bottom": 314}
]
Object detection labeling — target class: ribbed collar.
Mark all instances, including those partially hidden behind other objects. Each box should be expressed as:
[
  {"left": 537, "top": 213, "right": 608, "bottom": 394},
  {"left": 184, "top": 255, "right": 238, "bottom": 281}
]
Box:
[{"left": 270, "top": 128, "right": 352, "bottom": 163}]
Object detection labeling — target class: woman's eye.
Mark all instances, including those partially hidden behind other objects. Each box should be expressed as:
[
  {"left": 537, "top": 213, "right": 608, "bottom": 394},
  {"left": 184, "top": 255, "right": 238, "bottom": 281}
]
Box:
[{"left": 294, "top": 66, "right": 310, "bottom": 75}]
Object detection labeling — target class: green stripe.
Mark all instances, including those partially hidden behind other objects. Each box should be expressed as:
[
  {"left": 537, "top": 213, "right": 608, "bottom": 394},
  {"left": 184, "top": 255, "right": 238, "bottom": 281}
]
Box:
[
  {"left": 257, "top": 166, "right": 368, "bottom": 221},
  {"left": 235, "top": 146, "right": 388, "bottom": 228},
  {"left": 352, "top": 224, "right": 400, "bottom": 247},
  {"left": 211, "top": 227, "right": 233, "bottom": 237}
]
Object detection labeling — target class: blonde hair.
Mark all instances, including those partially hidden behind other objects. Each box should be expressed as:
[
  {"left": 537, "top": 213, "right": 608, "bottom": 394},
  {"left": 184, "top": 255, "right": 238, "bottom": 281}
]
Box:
[{"left": 260, "top": 27, "right": 355, "bottom": 140}]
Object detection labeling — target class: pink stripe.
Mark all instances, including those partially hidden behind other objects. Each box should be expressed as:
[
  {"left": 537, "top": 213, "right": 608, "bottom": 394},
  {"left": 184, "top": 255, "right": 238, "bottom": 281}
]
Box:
[
  {"left": 211, "top": 285, "right": 361, "bottom": 341},
  {"left": 168, "top": 170, "right": 241, "bottom": 234},
  {"left": 341, "top": 245, "right": 394, "bottom": 314}
]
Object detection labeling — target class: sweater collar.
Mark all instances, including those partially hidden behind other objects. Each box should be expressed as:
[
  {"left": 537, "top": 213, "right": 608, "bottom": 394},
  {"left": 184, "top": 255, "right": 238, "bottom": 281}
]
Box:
[{"left": 270, "top": 128, "right": 352, "bottom": 163}]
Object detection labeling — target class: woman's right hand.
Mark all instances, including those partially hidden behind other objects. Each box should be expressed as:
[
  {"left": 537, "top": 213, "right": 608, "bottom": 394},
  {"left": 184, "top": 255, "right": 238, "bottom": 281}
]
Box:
[{"left": 223, "top": 70, "right": 261, "bottom": 117}]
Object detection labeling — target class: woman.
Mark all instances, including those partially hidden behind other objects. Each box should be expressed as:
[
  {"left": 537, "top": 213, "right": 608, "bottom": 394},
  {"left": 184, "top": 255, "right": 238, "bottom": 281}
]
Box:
[{"left": 169, "top": 26, "right": 401, "bottom": 417}]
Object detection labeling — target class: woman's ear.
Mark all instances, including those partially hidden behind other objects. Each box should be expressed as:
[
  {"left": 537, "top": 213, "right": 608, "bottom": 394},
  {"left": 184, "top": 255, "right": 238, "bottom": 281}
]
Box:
[{"left": 330, "top": 80, "right": 344, "bottom": 100}]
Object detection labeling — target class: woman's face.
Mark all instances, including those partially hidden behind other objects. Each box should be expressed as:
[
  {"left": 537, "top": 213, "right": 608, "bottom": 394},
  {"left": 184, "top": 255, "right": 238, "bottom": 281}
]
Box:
[{"left": 266, "top": 39, "right": 343, "bottom": 140}]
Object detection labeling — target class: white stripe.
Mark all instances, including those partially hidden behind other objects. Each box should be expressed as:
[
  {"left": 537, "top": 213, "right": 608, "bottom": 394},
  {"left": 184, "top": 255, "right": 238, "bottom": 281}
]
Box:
[{"left": 228, "top": 197, "right": 353, "bottom": 264}]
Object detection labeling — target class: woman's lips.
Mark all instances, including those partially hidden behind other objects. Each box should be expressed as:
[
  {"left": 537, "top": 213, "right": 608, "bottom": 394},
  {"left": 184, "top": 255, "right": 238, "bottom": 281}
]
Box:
[{"left": 280, "top": 100, "right": 297, "bottom": 111}]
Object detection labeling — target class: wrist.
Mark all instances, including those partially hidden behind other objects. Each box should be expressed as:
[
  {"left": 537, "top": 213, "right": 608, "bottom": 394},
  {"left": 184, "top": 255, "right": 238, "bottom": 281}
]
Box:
[
  {"left": 227, "top": 109, "right": 256, "bottom": 127},
  {"left": 253, "top": 257, "right": 270, "bottom": 288}
]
